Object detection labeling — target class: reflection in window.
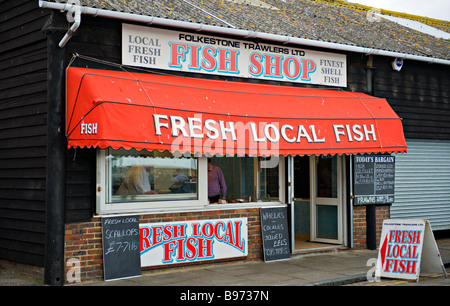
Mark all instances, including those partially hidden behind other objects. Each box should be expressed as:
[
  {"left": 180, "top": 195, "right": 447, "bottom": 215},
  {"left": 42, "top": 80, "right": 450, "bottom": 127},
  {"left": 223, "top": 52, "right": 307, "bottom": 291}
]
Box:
[
  {"left": 316, "top": 155, "right": 337, "bottom": 198},
  {"left": 211, "top": 156, "right": 279, "bottom": 203},
  {"left": 106, "top": 149, "right": 198, "bottom": 203},
  {"left": 258, "top": 157, "right": 280, "bottom": 201}
]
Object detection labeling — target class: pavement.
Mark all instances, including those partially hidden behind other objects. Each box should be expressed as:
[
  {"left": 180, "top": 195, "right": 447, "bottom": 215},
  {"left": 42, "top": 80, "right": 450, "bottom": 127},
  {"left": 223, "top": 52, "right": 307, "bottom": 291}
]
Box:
[{"left": 1, "top": 238, "right": 449, "bottom": 287}]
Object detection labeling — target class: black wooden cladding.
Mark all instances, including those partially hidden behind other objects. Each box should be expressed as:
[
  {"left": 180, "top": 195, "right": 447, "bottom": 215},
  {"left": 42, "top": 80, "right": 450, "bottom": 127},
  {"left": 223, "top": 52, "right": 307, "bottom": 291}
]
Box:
[
  {"left": 65, "top": 148, "right": 96, "bottom": 223},
  {"left": 373, "top": 56, "right": 450, "bottom": 140},
  {"left": 0, "top": 0, "right": 49, "bottom": 266}
]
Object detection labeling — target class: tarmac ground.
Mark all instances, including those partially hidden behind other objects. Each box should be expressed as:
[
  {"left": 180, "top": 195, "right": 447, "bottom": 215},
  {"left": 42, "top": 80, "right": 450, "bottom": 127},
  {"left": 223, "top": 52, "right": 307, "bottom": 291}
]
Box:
[{"left": 1, "top": 238, "right": 449, "bottom": 287}]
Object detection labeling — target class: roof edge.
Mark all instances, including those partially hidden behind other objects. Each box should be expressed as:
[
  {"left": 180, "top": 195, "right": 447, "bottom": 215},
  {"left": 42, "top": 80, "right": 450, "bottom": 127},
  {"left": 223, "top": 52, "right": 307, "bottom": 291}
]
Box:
[{"left": 39, "top": 1, "right": 450, "bottom": 65}]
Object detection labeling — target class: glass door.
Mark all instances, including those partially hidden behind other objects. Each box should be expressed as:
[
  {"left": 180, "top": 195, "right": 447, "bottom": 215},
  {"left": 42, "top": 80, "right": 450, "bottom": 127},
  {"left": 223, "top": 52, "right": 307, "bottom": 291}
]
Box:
[{"left": 310, "top": 155, "right": 344, "bottom": 244}]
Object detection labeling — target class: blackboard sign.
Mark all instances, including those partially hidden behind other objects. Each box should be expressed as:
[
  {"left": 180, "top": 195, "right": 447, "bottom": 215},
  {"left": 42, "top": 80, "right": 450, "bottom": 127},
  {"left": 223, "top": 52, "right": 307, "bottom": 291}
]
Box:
[
  {"left": 354, "top": 155, "right": 395, "bottom": 205},
  {"left": 102, "top": 215, "right": 141, "bottom": 281},
  {"left": 260, "top": 207, "right": 290, "bottom": 262}
]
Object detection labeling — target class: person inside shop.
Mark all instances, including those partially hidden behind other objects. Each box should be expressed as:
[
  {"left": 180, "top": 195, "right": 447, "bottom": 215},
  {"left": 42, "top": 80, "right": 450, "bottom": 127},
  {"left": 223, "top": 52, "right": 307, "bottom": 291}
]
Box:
[
  {"left": 169, "top": 169, "right": 192, "bottom": 193},
  {"left": 116, "top": 164, "right": 157, "bottom": 195},
  {"left": 207, "top": 158, "right": 227, "bottom": 203},
  {"left": 172, "top": 169, "right": 190, "bottom": 183}
]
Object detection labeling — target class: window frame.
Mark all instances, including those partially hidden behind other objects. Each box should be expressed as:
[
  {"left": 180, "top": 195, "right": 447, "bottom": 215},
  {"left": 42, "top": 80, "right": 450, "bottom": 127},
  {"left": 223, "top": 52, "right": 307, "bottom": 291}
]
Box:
[
  {"left": 96, "top": 149, "right": 208, "bottom": 214},
  {"left": 96, "top": 150, "right": 285, "bottom": 215}
]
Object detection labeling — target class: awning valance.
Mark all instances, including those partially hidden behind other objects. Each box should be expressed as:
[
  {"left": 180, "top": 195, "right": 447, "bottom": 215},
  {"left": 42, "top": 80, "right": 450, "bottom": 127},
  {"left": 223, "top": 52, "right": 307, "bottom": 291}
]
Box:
[{"left": 66, "top": 67, "right": 407, "bottom": 156}]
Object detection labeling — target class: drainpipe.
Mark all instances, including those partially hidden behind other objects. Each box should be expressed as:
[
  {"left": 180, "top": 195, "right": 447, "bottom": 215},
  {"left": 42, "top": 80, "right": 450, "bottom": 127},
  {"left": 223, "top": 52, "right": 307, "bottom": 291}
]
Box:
[
  {"left": 58, "top": 3, "right": 81, "bottom": 47},
  {"left": 365, "top": 55, "right": 377, "bottom": 251}
]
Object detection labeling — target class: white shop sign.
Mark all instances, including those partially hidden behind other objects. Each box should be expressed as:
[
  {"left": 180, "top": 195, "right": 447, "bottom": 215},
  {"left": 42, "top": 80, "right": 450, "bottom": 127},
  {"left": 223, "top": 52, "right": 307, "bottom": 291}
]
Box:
[
  {"left": 375, "top": 219, "right": 447, "bottom": 281},
  {"left": 139, "top": 218, "right": 248, "bottom": 267},
  {"left": 122, "top": 24, "right": 347, "bottom": 87}
]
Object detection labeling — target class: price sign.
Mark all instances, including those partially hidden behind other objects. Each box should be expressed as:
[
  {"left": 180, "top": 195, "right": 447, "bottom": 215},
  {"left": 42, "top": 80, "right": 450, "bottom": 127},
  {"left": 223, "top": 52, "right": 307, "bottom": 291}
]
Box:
[
  {"left": 353, "top": 155, "right": 395, "bottom": 205},
  {"left": 260, "top": 207, "right": 290, "bottom": 262},
  {"left": 102, "top": 215, "right": 141, "bottom": 281}
]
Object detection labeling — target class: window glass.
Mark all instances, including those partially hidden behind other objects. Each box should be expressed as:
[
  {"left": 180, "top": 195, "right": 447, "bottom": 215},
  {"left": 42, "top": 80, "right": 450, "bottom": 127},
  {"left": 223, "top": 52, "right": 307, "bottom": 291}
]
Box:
[
  {"left": 211, "top": 156, "right": 279, "bottom": 203},
  {"left": 106, "top": 149, "right": 198, "bottom": 203},
  {"left": 316, "top": 155, "right": 338, "bottom": 198},
  {"left": 293, "top": 156, "right": 310, "bottom": 199},
  {"left": 258, "top": 157, "right": 280, "bottom": 201}
]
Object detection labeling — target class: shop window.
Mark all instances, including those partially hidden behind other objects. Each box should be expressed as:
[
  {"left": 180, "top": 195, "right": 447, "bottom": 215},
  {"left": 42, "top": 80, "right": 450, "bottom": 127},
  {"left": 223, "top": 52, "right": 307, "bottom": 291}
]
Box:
[
  {"left": 98, "top": 149, "right": 206, "bottom": 213},
  {"left": 107, "top": 148, "right": 198, "bottom": 202},
  {"left": 211, "top": 156, "right": 280, "bottom": 203},
  {"left": 97, "top": 150, "right": 282, "bottom": 214}
]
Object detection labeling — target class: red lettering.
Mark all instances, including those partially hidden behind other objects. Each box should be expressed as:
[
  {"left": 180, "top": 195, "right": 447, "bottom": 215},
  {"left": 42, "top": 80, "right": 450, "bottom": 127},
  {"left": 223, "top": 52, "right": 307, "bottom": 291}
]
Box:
[
  {"left": 224, "top": 221, "right": 234, "bottom": 244},
  {"left": 392, "top": 259, "right": 400, "bottom": 272},
  {"left": 202, "top": 222, "right": 214, "bottom": 238},
  {"left": 394, "top": 230, "right": 402, "bottom": 243},
  {"left": 214, "top": 222, "right": 225, "bottom": 241},
  {"left": 405, "top": 259, "right": 417, "bottom": 274},
  {"left": 411, "top": 230, "right": 421, "bottom": 244},
  {"left": 163, "top": 241, "right": 176, "bottom": 263},
  {"left": 197, "top": 238, "right": 213, "bottom": 258},
  {"left": 152, "top": 225, "right": 163, "bottom": 245},
  {"left": 411, "top": 245, "right": 419, "bottom": 259},
  {"left": 168, "top": 42, "right": 188, "bottom": 68},
  {"left": 186, "top": 237, "right": 197, "bottom": 260},
  {"left": 176, "top": 238, "right": 185, "bottom": 261},
  {"left": 384, "top": 258, "right": 394, "bottom": 272},
  {"left": 249, "top": 53, "right": 263, "bottom": 76},
  {"left": 201, "top": 46, "right": 217, "bottom": 71},
  {"left": 283, "top": 57, "right": 301, "bottom": 79},
  {"left": 234, "top": 221, "right": 244, "bottom": 251},
  {"left": 188, "top": 45, "right": 201, "bottom": 69},
  {"left": 398, "top": 259, "right": 406, "bottom": 273},
  {"left": 163, "top": 225, "right": 172, "bottom": 241},
  {"left": 263, "top": 54, "right": 283, "bottom": 77},
  {"left": 173, "top": 224, "right": 186, "bottom": 238},
  {"left": 140, "top": 227, "right": 151, "bottom": 252},
  {"left": 388, "top": 230, "right": 396, "bottom": 243},
  {"left": 218, "top": 49, "right": 239, "bottom": 73},
  {"left": 401, "top": 231, "right": 407, "bottom": 243},
  {"left": 301, "top": 59, "right": 316, "bottom": 81},
  {"left": 192, "top": 223, "right": 201, "bottom": 236}
]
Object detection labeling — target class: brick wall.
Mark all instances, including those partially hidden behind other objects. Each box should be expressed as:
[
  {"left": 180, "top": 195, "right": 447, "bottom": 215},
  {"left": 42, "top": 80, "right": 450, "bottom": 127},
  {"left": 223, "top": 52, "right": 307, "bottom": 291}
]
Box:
[
  {"left": 64, "top": 208, "right": 262, "bottom": 283},
  {"left": 352, "top": 205, "right": 390, "bottom": 249},
  {"left": 352, "top": 206, "right": 367, "bottom": 249},
  {"left": 65, "top": 205, "right": 390, "bottom": 283}
]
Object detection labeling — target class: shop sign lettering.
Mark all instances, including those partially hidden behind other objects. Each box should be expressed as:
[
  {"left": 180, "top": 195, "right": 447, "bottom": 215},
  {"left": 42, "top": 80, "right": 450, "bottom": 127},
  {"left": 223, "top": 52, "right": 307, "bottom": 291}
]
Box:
[
  {"left": 122, "top": 24, "right": 347, "bottom": 87},
  {"left": 380, "top": 230, "right": 421, "bottom": 274},
  {"left": 139, "top": 218, "right": 248, "bottom": 267},
  {"left": 80, "top": 122, "right": 98, "bottom": 135},
  {"left": 153, "top": 113, "right": 378, "bottom": 156},
  {"left": 376, "top": 219, "right": 426, "bottom": 281}
]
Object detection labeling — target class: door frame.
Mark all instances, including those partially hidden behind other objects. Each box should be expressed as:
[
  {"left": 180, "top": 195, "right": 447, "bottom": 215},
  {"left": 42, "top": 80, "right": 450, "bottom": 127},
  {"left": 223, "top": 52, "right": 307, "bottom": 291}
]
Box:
[
  {"left": 288, "top": 155, "right": 348, "bottom": 252},
  {"left": 310, "top": 155, "right": 347, "bottom": 245}
]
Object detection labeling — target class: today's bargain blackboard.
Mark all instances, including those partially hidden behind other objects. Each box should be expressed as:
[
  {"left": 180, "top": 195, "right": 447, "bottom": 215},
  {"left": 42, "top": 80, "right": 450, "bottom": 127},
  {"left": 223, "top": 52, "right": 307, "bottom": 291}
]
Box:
[
  {"left": 353, "top": 155, "right": 395, "bottom": 205},
  {"left": 260, "top": 206, "right": 290, "bottom": 262},
  {"left": 102, "top": 215, "right": 141, "bottom": 281}
]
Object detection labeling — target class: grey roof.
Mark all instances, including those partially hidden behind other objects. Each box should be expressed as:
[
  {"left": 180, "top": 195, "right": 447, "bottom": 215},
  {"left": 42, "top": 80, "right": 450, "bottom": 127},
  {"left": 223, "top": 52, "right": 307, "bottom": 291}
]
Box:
[{"left": 50, "top": 0, "right": 450, "bottom": 60}]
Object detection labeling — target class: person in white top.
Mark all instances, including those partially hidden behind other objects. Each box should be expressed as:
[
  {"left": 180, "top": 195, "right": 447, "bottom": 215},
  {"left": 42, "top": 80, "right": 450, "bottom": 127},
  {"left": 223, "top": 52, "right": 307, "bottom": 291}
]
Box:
[{"left": 117, "top": 165, "right": 157, "bottom": 195}]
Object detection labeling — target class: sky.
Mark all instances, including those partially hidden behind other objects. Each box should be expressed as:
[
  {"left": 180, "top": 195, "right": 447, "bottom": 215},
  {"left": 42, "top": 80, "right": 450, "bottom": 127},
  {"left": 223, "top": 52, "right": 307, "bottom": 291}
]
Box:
[{"left": 348, "top": 0, "right": 450, "bottom": 21}]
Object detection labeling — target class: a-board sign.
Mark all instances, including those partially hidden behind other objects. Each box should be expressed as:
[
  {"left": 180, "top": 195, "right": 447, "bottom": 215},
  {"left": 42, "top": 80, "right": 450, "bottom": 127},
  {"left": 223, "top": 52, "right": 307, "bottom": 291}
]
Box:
[
  {"left": 102, "top": 215, "right": 141, "bottom": 281},
  {"left": 260, "top": 206, "right": 290, "bottom": 262},
  {"left": 353, "top": 155, "right": 395, "bottom": 205},
  {"left": 375, "top": 219, "right": 447, "bottom": 281}
]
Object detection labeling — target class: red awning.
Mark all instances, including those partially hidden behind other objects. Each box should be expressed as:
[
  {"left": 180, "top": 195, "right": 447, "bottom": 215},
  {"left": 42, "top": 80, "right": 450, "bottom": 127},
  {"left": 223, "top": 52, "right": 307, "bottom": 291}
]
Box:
[{"left": 66, "top": 67, "right": 407, "bottom": 156}]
